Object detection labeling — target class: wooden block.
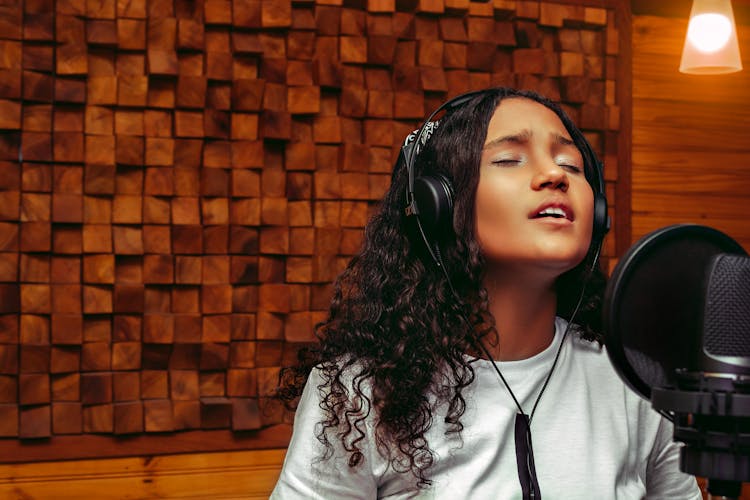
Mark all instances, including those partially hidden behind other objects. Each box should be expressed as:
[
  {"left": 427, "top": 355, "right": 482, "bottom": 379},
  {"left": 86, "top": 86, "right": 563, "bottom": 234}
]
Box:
[
  {"left": 51, "top": 401, "right": 81, "bottom": 434},
  {"left": 110, "top": 341, "right": 140, "bottom": 371},
  {"left": 20, "top": 345, "right": 50, "bottom": 374},
  {"left": 82, "top": 285, "right": 112, "bottom": 314},
  {"left": 340, "top": 227, "right": 364, "bottom": 254},
  {"left": 200, "top": 396, "right": 231, "bottom": 429},
  {"left": 202, "top": 141, "right": 232, "bottom": 168},
  {"left": 175, "top": 75, "right": 208, "bottom": 108},
  {"left": 117, "top": 18, "right": 146, "bottom": 50},
  {"left": 80, "top": 372, "right": 112, "bottom": 404},
  {"left": 172, "top": 224, "right": 203, "bottom": 254},
  {"left": 257, "top": 256, "right": 284, "bottom": 283},
  {"left": 201, "top": 284, "right": 232, "bottom": 314},
  {"left": 230, "top": 255, "right": 258, "bottom": 285},
  {"left": 177, "top": 18, "right": 203, "bottom": 49},
  {"left": 200, "top": 342, "right": 229, "bottom": 370},
  {"left": 52, "top": 225, "right": 83, "bottom": 254},
  {"left": 19, "top": 283, "right": 49, "bottom": 314},
  {"left": 169, "top": 343, "right": 200, "bottom": 370},
  {"left": 539, "top": 2, "right": 566, "bottom": 27},
  {"left": 199, "top": 372, "right": 225, "bottom": 397},
  {"left": 227, "top": 369, "right": 257, "bottom": 397},
  {"left": 19, "top": 404, "right": 51, "bottom": 438},
  {"left": 560, "top": 51, "right": 584, "bottom": 76},
  {"left": 201, "top": 315, "right": 231, "bottom": 342},
  {"left": 171, "top": 400, "right": 199, "bottom": 430},
  {"left": 232, "top": 79, "right": 264, "bottom": 111},
  {"left": 19, "top": 314, "right": 47, "bottom": 345},
  {"left": 21, "top": 71, "right": 53, "bottom": 103},
  {"left": 232, "top": 285, "right": 258, "bottom": 314},
  {"left": 113, "top": 371, "right": 140, "bottom": 401},
  {"left": 172, "top": 289, "right": 200, "bottom": 317},
  {"left": 112, "top": 400, "right": 142, "bottom": 434},
  {"left": 50, "top": 346, "right": 80, "bottom": 374},
  {"left": 141, "top": 344, "right": 172, "bottom": 370},
  {"left": 580, "top": 104, "right": 606, "bottom": 130},
  {"left": 51, "top": 284, "right": 82, "bottom": 313},
  {"left": 82, "top": 316, "right": 109, "bottom": 342},
  {"left": 141, "top": 314, "right": 173, "bottom": 345},
  {"left": 511, "top": 47, "right": 545, "bottom": 74},
  {"left": 255, "top": 340, "right": 283, "bottom": 367},
  {"left": 144, "top": 398, "right": 173, "bottom": 432},
  {"left": 0, "top": 342, "right": 18, "bottom": 374},
  {"left": 561, "top": 76, "right": 591, "bottom": 104},
  {"left": 19, "top": 221, "right": 50, "bottom": 252},
  {"left": 287, "top": 86, "right": 320, "bottom": 115},
  {"left": 81, "top": 341, "right": 110, "bottom": 371},
  {"left": 284, "top": 311, "right": 314, "bottom": 342},
  {"left": 288, "top": 200, "right": 312, "bottom": 227},
  {"left": 141, "top": 369, "right": 168, "bottom": 399},
  {"left": 258, "top": 226, "right": 289, "bottom": 254},
  {"left": 82, "top": 403, "right": 113, "bottom": 433},
  {"left": 0, "top": 314, "right": 19, "bottom": 344},
  {"left": 112, "top": 283, "right": 144, "bottom": 314},
  {"left": 0, "top": 403, "right": 18, "bottom": 436},
  {"left": 51, "top": 371, "right": 79, "bottom": 401},
  {"left": 142, "top": 225, "right": 171, "bottom": 254},
  {"left": 112, "top": 225, "right": 144, "bottom": 255},
  {"left": 230, "top": 398, "right": 262, "bottom": 431},
  {"left": 20, "top": 253, "right": 50, "bottom": 283},
  {"left": 261, "top": 111, "right": 291, "bottom": 139},
  {"left": 228, "top": 342, "right": 256, "bottom": 370},
  {"left": 169, "top": 370, "right": 199, "bottom": 400},
  {"left": 230, "top": 313, "right": 256, "bottom": 340}
]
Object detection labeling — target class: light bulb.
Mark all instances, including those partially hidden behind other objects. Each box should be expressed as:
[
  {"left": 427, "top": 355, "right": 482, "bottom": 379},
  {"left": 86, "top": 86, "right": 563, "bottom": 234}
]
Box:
[{"left": 686, "top": 13, "right": 732, "bottom": 53}]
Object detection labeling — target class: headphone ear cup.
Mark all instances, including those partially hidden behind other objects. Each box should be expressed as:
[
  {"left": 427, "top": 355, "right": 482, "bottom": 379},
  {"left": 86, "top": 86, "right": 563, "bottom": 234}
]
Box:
[
  {"left": 593, "top": 192, "right": 610, "bottom": 240},
  {"left": 413, "top": 173, "right": 454, "bottom": 241}
]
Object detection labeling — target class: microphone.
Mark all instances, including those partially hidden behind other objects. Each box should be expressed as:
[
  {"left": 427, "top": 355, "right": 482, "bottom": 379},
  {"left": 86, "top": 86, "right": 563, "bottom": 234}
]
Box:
[{"left": 603, "top": 224, "right": 750, "bottom": 499}]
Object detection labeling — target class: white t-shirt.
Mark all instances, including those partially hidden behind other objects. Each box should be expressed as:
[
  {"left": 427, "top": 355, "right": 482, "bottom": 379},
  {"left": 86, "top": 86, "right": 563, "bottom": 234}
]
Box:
[{"left": 271, "top": 317, "right": 702, "bottom": 499}]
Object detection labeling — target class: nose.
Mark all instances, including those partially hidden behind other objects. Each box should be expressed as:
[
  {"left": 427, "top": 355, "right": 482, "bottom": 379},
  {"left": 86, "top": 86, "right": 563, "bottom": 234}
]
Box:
[{"left": 531, "top": 161, "right": 568, "bottom": 192}]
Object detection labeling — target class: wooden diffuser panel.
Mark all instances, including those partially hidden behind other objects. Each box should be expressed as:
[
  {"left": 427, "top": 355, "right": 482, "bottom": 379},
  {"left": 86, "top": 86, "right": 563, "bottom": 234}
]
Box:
[{"left": 0, "top": 0, "right": 624, "bottom": 454}]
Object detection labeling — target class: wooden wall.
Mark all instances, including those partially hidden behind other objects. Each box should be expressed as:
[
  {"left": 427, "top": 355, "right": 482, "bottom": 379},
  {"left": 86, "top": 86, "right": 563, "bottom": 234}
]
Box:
[
  {"left": 632, "top": 14, "right": 750, "bottom": 250},
  {"left": 632, "top": 15, "right": 750, "bottom": 499},
  {"left": 0, "top": 0, "right": 631, "bottom": 496}
]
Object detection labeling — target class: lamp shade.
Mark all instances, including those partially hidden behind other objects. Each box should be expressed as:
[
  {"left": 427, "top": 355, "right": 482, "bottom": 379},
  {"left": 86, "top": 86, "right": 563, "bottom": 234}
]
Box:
[{"left": 680, "top": 0, "right": 743, "bottom": 74}]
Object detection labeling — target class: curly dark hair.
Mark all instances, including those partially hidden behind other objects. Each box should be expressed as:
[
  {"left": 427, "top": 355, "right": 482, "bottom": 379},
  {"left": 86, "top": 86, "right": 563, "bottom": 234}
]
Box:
[{"left": 276, "top": 87, "right": 608, "bottom": 487}]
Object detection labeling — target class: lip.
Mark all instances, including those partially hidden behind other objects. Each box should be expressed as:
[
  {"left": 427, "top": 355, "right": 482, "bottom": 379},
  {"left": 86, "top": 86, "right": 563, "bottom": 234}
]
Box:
[{"left": 529, "top": 200, "right": 575, "bottom": 222}]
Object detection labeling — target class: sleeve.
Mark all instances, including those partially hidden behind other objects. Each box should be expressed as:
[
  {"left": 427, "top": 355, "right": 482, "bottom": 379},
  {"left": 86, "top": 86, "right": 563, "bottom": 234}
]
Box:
[
  {"left": 645, "top": 415, "right": 703, "bottom": 500},
  {"left": 270, "top": 368, "right": 379, "bottom": 500}
]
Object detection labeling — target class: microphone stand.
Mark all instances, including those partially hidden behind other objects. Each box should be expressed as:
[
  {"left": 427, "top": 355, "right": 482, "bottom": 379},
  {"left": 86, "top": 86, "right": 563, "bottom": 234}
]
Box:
[{"left": 651, "top": 371, "right": 750, "bottom": 500}]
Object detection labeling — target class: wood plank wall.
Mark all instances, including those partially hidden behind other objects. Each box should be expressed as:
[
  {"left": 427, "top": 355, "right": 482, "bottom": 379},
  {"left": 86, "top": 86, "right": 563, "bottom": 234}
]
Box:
[{"left": 632, "top": 14, "right": 750, "bottom": 250}]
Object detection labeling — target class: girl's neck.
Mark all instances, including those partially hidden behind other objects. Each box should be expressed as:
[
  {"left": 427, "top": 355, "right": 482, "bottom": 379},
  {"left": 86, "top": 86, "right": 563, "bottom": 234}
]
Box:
[{"left": 482, "top": 268, "right": 558, "bottom": 361}]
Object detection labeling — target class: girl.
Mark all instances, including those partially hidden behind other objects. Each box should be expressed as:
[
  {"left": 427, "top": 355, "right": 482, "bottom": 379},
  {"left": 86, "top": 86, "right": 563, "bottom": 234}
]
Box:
[{"left": 271, "top": 88, "right": 701, "bottom": 499}]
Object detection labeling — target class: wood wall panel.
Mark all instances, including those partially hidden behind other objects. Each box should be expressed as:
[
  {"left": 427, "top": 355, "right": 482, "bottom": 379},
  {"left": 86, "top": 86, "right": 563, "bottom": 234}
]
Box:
[
  {"left": 632, "top": 15, "right": 750, "bottom": 250},
  {"left": 0, "top": 0, "right": 628, "bottom": 464},
  {"left": 0, "top": 448, "right": 286, "bottom": 499}
]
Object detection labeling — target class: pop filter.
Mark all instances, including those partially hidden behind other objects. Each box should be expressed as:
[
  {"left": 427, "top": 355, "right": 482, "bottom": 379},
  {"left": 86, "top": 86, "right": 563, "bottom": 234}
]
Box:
[
  {"left": 603, "top": 224, "right": 747, "bottom": 400},
  {"left": 603, "top": 224, "right": 750, "bottom": 495}
]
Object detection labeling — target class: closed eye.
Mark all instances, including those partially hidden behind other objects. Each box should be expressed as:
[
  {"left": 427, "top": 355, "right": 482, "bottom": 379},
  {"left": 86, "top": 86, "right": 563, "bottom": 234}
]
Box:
[
  {"left": 492, "top": 159, "right": 521, "bottom": 167},
  {"left": 560, "top": 164, "right": 583, "bottom": 173}
]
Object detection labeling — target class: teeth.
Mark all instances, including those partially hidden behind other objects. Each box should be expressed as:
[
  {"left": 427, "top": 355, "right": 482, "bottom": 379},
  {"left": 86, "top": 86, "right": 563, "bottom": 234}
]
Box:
[{"left": 538, "top": 207, "right": 566, "bottom": 218}]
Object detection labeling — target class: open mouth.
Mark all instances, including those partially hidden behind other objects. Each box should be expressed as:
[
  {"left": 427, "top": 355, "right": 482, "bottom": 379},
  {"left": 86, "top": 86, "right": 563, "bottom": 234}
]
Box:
[{"left": 533, "top": 207, "right": 569, "bottom": 220}]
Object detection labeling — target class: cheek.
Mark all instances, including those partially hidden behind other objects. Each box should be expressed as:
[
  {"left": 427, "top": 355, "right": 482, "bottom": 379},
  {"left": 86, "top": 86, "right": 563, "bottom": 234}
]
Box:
[{"left": 473, "top": 176, "right": 518, "bottom": 248}]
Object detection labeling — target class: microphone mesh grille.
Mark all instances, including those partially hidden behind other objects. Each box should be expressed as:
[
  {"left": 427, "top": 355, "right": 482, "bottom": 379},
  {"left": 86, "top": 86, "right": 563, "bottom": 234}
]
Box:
[{"left": 703, "top": 254, "right": 750, "bottom": 357}]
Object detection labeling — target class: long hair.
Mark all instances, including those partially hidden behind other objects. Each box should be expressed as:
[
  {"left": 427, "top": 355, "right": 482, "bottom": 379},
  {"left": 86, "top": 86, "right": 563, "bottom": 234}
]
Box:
[{"left": 275, "top": 87, "right": 607, "bottom": 487}]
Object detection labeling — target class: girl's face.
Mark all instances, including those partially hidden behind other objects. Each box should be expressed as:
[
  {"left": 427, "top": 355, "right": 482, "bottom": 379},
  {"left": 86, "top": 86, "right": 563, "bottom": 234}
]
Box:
[{"left": 474, "top": 97, "right": 594, "bottom": 277}]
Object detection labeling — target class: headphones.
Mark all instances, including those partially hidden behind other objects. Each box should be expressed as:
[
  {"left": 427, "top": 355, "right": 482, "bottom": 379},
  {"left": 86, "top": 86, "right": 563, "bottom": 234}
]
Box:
[{"left": 398, "top": 89, "right": 610, "bottom": 269}]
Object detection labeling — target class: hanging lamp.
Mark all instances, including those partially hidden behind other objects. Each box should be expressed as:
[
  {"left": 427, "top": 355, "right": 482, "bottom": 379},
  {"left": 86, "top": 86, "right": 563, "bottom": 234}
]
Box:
[{"left": 680, "top": 0, "right": 742, "bottom": 74}]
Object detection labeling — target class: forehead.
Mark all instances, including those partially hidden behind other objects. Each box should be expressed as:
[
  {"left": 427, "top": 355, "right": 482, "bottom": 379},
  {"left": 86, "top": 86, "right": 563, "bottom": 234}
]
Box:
[{"left": 485, "top": 97, "right": 570, "bottom": 141}]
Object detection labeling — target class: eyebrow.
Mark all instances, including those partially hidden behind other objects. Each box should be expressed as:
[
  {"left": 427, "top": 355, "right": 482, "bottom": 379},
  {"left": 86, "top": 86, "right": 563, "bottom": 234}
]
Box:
[{"left": 483, "top": 130, "right": 575, "bottom": 150}]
